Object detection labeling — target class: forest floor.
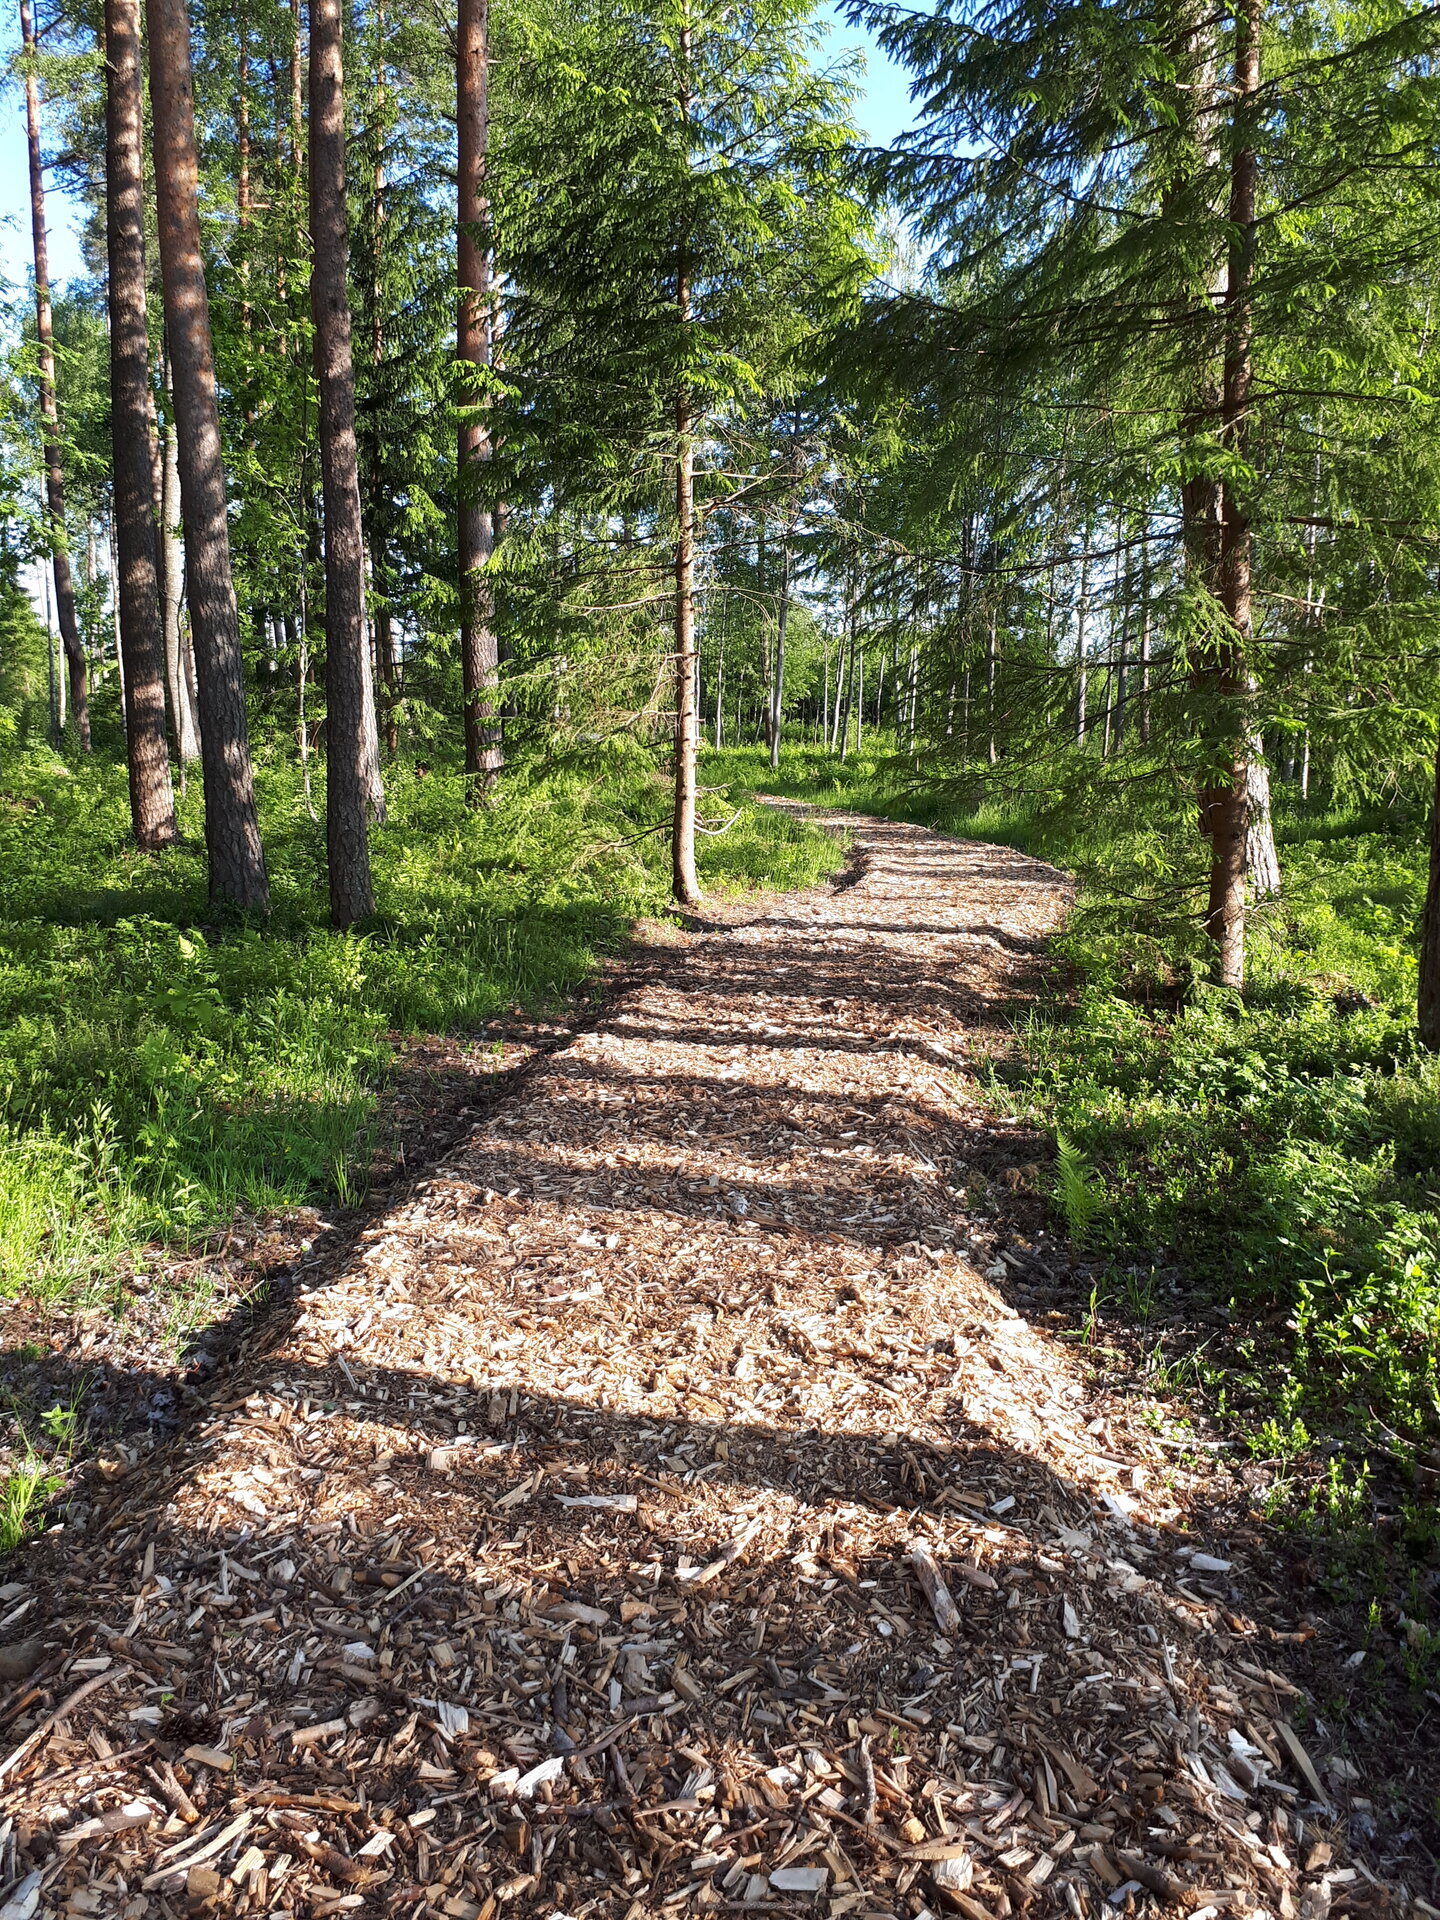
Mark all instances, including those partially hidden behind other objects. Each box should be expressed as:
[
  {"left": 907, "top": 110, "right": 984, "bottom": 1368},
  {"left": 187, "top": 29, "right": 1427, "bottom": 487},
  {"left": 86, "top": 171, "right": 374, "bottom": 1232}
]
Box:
[{"left": 0, "top": 805, "right": 1434, "bottom": 1920}]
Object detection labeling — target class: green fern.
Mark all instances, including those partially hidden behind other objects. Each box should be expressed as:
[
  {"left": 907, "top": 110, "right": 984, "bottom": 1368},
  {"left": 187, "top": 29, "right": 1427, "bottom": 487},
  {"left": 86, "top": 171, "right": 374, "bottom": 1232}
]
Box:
[{"left": 1054, "top": 1131, "right": 1102, "bottom": 1248}]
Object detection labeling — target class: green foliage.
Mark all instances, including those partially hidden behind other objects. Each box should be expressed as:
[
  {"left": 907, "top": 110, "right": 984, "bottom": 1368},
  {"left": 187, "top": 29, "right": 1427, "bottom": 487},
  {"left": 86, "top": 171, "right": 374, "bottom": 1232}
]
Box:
[
  {"left": 720, "top": 741, "right": 1440, "bottom": 1471},
  {"left": 0, "top": 583, "right": 50, "bottom": 750},
  {"left": 1012, "top": 808, "right": 1438, "bottom": 1463},
  {"left": 0, "top": 744, "right": 838, "bottom": 1302},
  {"left": 1053, "top": 1132, "right": 1100, "bottom": 1248},
  {"left": 0, "top": 1450, "right": 61, "bottom": 1555}
]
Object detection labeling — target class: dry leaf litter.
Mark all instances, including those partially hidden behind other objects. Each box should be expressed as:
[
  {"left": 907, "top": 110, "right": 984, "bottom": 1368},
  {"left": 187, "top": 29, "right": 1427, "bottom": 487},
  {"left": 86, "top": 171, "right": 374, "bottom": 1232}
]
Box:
[{"left": 0, "top": 806, "right": 1427, "bottom": 1920}]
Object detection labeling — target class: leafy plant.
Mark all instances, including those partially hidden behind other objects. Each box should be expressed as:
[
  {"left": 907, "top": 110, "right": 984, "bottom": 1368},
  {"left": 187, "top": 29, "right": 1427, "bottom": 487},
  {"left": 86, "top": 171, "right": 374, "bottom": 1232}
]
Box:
[
  {"left": 1053, "top": 1131, "right": 1102, "bottom": 1248},
  {"left": 0, "top": 1454, "right": 60, "bottom": 1555},
  {"left": 0, "top": 746, "right": 842, "bottom": 1308}
]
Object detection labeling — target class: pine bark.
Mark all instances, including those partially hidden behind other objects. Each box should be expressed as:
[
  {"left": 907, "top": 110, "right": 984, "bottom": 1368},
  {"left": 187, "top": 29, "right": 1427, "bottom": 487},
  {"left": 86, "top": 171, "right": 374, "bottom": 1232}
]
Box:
[
  {"left": 147, "top": 0, "right": 268, "bottom": 909},
  {"left": 21, "top": 0, "right": 90, "bottom": 750},
  {"left": 105, "top": 0, "right": 177, "bottom": 849},
  {"left": 310, "top": 0, "right": 375, "bottom": 927},
  {"left": 458, "top": 0, "right": 502, "bottom": 794}
]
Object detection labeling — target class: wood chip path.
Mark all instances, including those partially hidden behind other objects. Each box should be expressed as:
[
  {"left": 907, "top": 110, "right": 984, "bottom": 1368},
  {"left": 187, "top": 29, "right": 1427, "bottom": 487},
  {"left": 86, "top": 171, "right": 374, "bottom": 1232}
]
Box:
[{"left": 0, "top": 807, "right": 1422, "bottom": 1920}]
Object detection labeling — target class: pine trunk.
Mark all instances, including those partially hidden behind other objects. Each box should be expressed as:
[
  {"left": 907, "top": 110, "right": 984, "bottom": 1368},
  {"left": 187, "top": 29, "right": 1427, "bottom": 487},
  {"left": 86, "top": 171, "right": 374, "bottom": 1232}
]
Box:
[
  {"left": 310, "top": 0, "right": 375, "bottom": 927},
  {"left": 21, "top": 0, "right": 90, "bottom": 750},
  {"left": 458, "top": 0, "right": 502, "bottom": 794},
  {"left": 105, "top": 0, "right": 177, "bottom": 850},
  {"left": 146, "top": 0, "right": 268, "bottom": 909}
]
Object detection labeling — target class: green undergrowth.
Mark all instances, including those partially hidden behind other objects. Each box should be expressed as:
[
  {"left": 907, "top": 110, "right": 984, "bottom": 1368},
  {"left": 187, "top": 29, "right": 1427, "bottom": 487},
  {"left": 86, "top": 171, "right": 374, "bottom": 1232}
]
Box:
[
  {"left": 718, "top": 739, "right": 1440, "bottom": 1536},
  {"left": 0, "top": 740, "right": 840, "bottom": 1304}
]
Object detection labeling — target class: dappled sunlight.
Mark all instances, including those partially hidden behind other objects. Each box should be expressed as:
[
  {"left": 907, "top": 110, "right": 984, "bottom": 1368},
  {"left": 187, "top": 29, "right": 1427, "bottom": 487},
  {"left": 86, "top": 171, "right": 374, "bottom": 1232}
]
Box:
[{"left": 0, "top": 813, "right": 1390, "bottom": 1920}]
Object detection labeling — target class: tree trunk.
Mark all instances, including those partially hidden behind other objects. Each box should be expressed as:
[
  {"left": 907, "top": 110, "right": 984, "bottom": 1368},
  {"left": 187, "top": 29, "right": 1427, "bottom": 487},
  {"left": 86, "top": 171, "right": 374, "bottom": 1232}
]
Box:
[
  {"left": 458, "top": 0, "right": 502, "bottom": 794},
  {"left": 1245, "top": 731, "right": 1281, "bottom": 899},
  {"left": 377, "top": 602, "right": 400, "bottom": 756},
  {"left": 310, "top": 0, "right": 375, "bottom": 927},
  {"left": 838, "top": 595, "right": 857, "bottom": 763},
  {"left": 1074, "top": 547, "right": 1089, "bottom": 746},
  {"left": 1138, "top": 534, "right": 1152, "bottom": 746},
  {"left": 1113, "top": 552, "right": 1129, "bottom": 752},
  {"left": 1419, "top": 737, "right": 1440, "bottom": 1050},
  {"left": 159, "top": 385, "right": 200, "bottom": 769},
  {"left": 1204, "top": 0, "right": 1262, "bottom": 988},
  {"left": 367, "top": 14, "right": 400, "bottom": 765},
  {"left": 766, "top": 599, "right": 787, "bottom": 759},
  {"left": 670, "top": 20, "right": 699, "bottom": 907},
  {"left": 21, "top": 0, "right": 90, "bottom": 750},
  {"left": 45, "top": 569, "right": 58, "bottom": 740},
  {"left": 107, "top": 513, "right": 125, "bottom": 696},
  {"left": 147, "top": 0, "right": 268, "bottom": 909},
  {"left": 290, "top": 0, "right": 303, "bottom": 169},
  {"left": 360, "top": 609, "right": 385, "bottom": 820},
  {"left": 106, "top": 0, "right": 177, "bottom": 849},
  {"left": 756, "top": 519, "right": 773, "bottom": 751},
  {"left": 672, "top": 374, "right": 700, "bottom": 904},
  {"left": 237, "top": 6, "right": 252, "bottom": 359}
]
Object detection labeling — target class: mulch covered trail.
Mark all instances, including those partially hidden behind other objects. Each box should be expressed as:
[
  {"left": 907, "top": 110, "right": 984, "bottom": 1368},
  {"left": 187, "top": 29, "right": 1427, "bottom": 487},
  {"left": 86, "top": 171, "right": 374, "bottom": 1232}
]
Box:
[{"left": 0, "top": 809, "right": 1425, "bottom": 1920}]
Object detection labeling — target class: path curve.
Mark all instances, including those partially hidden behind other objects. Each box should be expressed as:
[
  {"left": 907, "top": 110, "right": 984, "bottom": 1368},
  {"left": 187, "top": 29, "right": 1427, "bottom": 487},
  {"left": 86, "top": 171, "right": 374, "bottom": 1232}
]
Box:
[{"left": 0, "top": 810, "right": 1396, "bottom": 1919}]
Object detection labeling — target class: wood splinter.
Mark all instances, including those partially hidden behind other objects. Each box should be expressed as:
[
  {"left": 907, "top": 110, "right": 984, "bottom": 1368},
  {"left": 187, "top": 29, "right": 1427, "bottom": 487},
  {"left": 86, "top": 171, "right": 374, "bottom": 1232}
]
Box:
[{"left": 908, "top": 1540, "right": 963, "bottom": 1636}]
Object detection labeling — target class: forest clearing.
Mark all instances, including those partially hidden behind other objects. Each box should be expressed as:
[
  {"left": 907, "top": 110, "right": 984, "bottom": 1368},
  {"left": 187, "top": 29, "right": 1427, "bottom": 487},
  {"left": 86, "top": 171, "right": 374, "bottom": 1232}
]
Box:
[{"left": 1, "top": 0, "right": 1439, "bottom": 1905}]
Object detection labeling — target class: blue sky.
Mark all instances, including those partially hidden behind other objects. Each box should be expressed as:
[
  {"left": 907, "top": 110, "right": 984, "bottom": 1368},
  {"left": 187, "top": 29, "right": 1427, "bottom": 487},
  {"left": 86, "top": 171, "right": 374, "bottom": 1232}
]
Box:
[
  {"left": 0, "top": 5, "right": 918, "bottom": 297},
  {"left": 822, "top": 1, "right": 919, "bottom": 147}
]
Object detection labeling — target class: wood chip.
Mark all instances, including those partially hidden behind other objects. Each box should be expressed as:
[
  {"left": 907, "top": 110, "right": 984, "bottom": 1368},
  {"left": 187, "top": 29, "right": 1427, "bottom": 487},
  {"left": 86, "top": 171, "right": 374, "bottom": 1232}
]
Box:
[
  {"left": 1276, "top": 1721, "right": 1330, "bottom": 1805},
  {"left": 908, "top": 1542, "right": 962, "bottom": 1635},
  {"left": 0, "top": 810, "right": 1408, "bottom": 1918}
]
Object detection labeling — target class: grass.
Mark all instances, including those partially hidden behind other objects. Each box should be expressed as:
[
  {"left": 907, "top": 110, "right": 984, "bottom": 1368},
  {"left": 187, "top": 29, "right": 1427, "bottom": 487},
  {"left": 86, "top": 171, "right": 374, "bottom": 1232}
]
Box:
[
  {"left": 0, "top": 735, "right": 842, "bottom": 1306},
  {"left": 717, "top": 735, "right": 1440, "bottom": 1548},
  {"left": 0, "top": 1451, "right": 62, "bottom": 1554}
]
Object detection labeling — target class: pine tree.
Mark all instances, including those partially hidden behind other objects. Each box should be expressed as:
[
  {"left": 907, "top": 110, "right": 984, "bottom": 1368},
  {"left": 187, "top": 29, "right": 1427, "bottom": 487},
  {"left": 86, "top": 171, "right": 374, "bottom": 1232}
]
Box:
[
  {"left": 20, "top": 0, "right": 90, "bottom": 750},
  {"left": 147, "top": 0, "right": 268, "bottom": 909},
  {"left": 309, "top": 0, "right": 376, "bottom": 926},
  {"left": 105, "top": 0, "right": 177, "bottom": 850},
  {"left": 844, "top": 0, "right": 1440, "bottom": 982},
  {"left": 493, "top": 0, "right": 869, "bottom": 901}
]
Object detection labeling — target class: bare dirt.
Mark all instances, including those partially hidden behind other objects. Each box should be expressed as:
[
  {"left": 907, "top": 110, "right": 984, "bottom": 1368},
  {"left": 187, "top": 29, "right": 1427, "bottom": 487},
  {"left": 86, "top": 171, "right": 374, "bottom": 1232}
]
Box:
[{"left": 0, "top": 806, "right": 1431, "bottom": 1920}]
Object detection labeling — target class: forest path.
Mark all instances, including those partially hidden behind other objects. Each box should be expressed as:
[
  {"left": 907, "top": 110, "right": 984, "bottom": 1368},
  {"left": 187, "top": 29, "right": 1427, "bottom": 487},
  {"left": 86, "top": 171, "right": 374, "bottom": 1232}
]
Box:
[{"left": 0, "top": 808, "right": 1396, "bottom": 1918}]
